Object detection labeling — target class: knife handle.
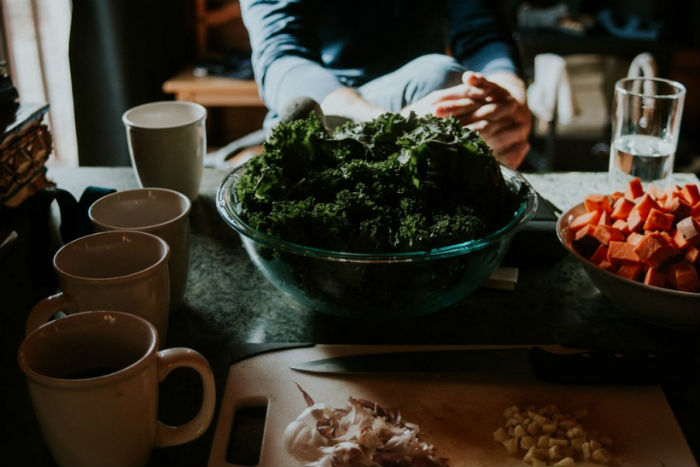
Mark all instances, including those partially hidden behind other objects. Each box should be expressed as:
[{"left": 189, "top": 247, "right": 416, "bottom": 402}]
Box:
[{"left": 530, "top": 348, "right": 697, "bottom": 385}]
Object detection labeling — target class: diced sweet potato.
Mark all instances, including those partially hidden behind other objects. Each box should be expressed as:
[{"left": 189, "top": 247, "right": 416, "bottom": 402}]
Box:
[
  {"left": 633, "top": 233, "right": 679, "bottom": 268},
  {"left": 664, "top": 184, "right": 681, "bottom": 199},
  {"left": 592, "top": 224, "right": 625, "bottom": 246},
  {"left": 570, "top": 210, "right": 602, "bottom": 231},
  {"left": 610, "top": 191, "right": 625, "bottom": 203},
  {"left": 584, "top": 194, "right": 612, "bottom": 213},
  {"left": 597, "top": 260, "right": 617, "bottom": 272},
  {"left": 608, "top": 241, "right": 641, "bottom": 265},
  {"left": 692, "top": 202, "right": 700, "bottom": 220},
  {"left": 625, "top": 177, "right": 645, "bottom": 200},
  {"left": 618, "top": 263, "right": 643, "bottom": 281},
  {"left": 676, "top": 217, "right": 700, "bottom": 248},
  {"left": 661, "top": 196, "right": 692, "bottom": 221},
  {"left": 672, "top": 227, "right": 689, "bottom": 250},
  {"left": 681, "top": 184, "right": 700, "bottom": 206},
  {"left": 626, "top": 208, "right": 645, "bottom": 233},
  {"left": 643, "top": 208, "right": 675, "bottom": 232},
  {"left": 685, "top": 246, "right": 700, "bottom": 265},
  {"left": 646, "top": 184, "right": 666, "bottom": 201},
  {"left": 573, "top": 224, "right": 599, "bottom": 257},
  {"left": 635, "top": 194, "right": 658, "bottom": 219},
  {"left": 668, "top": 261, "right": 700, "bottom": 292},
  {"left": 598, "top": 211, "right": 611, "bottom": 226},
  {"left": 626, "top": 232, "right": 644, "bottom": 246},
  {"left": 644, "top": 267, "right": 667, "bottom": 288},
  {"left": 612, "top": 219, "right": 629, "bottom": 235},
  {"left": 590, "top": 244, "right": 609, "bottom": 265},
  {"left": 611, "top": 197, "right": 635, "bottom": 220}
]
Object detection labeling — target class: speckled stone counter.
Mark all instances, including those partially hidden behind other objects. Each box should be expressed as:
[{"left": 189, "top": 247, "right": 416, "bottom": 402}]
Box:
[{"left": 4, "top": 167, "right": 699, "bottom": 466}]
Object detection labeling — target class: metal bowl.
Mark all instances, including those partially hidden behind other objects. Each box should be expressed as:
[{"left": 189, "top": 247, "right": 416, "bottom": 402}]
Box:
[
  {"left": 217, "top": 162, "right": 537, "bottom": 319},
  {"left": 556, "top": 203, "right": 700, "bottom": 328}
]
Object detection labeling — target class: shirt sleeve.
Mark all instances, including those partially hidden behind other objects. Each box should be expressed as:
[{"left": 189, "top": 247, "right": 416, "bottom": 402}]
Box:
[
  {"left": 240, "top": 0, "right": 344, "bottom": 113},
  {"left": 447, "top": 0, "right": 520, "bottom": 77}
]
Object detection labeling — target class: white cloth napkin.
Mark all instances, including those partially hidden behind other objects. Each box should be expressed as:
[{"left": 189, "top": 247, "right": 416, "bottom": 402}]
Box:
[{"left": 527, "top": 53, "right": 578, "bottom": 125}]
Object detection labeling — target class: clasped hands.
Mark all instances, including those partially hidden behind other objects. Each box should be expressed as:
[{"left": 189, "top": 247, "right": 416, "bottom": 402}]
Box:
[{"left": 402, "top": 71, "right": 531, "bottom": 168}]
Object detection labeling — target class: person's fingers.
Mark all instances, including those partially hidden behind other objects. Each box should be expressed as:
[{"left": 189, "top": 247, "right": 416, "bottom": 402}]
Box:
[
  {"left": 468, "top": 99, "right": 519, "bottom": 122},
  {"left": 483, "top": 122, "right": 530, "bottom": 152},
  {"left": 462, "top": 71, "right": 509, "bottom": 100},
  {"left": 494, "top": 141, "right": 530, "bottom": 168},
  {"left": 466, "top": 118, "right": 511, "bottom": 140},
  {"left": 434, "top": 98, "right": 481, "bottom": 118}
]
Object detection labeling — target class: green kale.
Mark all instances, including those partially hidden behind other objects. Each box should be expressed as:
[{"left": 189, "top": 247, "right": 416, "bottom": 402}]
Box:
[{"left": 236, "top": 112, "right": 520, "bottom": 253}]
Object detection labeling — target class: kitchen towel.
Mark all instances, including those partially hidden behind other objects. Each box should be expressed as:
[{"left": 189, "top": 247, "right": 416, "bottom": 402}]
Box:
[{"left": 527, "top": 53, "right": 578, "bottom": 125}]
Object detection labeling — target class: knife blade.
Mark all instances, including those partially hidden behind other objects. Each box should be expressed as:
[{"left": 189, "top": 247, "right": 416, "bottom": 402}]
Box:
[{"left": 290, "top": 347, "right": 696, "bottom": 385}]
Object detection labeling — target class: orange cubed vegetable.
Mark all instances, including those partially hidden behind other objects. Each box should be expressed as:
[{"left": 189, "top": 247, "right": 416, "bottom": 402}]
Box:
[
  {"left": 584, "top": 194, "right": 612, "bottom": 213},
  {"left": 633, "top": 233, "right": 679, "bottom": 268},
  {"left": 592, "top": 224, "right": 625, "bottom": 246},
  {"left": 617, "top": 263, "right": 643, "bottom": 281},
  {"left": 635, "top": 194, "right": 658, "bottom": 219},
  {"left": 570, "top": 210, "right": 602, "bottom": 231},
  {"left": 668, "top": 261, "right": 700, "bottom": 292},
  {"left": 598, "top": 260, "right": 617, "bottom": 272},
  {"left": 626, "top": 208, "right": 645, "bottom": 233},
  {"left": 672, "top": 227, "right": 689, "bottom": 250},
  {"left": 612, "top": 219, "right": 629, "bottom": 235},
  {"left": 664, "top": 184, "right": 681, "bottom": 199},
  {"left": 608, "top": 240, "right": 641, "bottom": 265},
  {"left": 590, "top": 244, "right": 609, "bottom": 265},
  {"left": 611, "top": 197, "right": 635, "bottom": 220},
  {"left": 692, "top": 201, "right": 700, "bottom": 220},
  {"left": 676, "top": 217, "right": 700, "bottom": 248},
  {"left": 681, "top": 184, "right": 700, "bottom": 206},
  {"left": 643, "top": 208, "right": 675, "bottom": 232},
  {"left": 626, "top": 232, "right": 645, "bottom": 246},
  {"left": 685, "top": 246, "right": 700, "bottom": 265},
  {"left": 662, "top": 196, "right": 692, "bottom": 221},
  {"left": 643, "top": 267, "right": 667, "bottom": 287},
  {"left": 647, "top": 184, "right": 666, "bottom": 201},
  {"left": 598, "top": 211, "right": 611, "bottom": 226},
  {"left": 625, "top": 177, "right": 645, "bottom": 200},
  {"left": 610, "top": 191, "right": 625, "bottom": 203}
]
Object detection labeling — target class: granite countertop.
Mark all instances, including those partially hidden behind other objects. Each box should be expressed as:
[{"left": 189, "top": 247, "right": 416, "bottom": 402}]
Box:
[{"left": 3, "top": 167, "right": 698, "bottom": 466}]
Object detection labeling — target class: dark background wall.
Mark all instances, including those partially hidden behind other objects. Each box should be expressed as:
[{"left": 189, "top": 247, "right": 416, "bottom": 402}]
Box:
[{"left": 69, "top": 0, "right": 196, "bottom": 166}]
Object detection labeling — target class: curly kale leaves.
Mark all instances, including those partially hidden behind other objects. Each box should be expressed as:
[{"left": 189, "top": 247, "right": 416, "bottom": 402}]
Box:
[{"left": 235, "top": 112, "right": 520, "bottom": 253}]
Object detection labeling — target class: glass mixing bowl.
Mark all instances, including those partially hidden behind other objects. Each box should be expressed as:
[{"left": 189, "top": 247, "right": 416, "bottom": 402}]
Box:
[{"left": 217, "top": 163, "right": 537, "bottom": 319}]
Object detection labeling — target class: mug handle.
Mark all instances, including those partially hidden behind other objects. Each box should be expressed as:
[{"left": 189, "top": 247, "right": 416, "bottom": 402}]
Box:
[
  {"left": 25, "top": 292, "right": 79, "bottom": 336},
  {"left": 154, "top": 347, "right": 217, "bottom": 447}
]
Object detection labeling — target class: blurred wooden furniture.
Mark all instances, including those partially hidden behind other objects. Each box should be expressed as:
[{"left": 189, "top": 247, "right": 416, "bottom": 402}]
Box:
[{"left": 162, "top": 67, "right": 262, "bottom": 107}]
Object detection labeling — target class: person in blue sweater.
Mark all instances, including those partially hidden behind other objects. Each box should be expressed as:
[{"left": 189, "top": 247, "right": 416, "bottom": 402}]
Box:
[{"left": 240, "top": 0, "right": 531, "bottom": 168}]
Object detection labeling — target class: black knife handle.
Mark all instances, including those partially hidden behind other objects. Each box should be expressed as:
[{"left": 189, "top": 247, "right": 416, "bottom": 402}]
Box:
[{"left": 530, "top": 348, "right": 698, "bottom": 385}]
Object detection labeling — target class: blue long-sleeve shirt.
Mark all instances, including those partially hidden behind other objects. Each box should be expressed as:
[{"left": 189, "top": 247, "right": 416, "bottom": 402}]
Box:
[{"left": 240, "top": 0, "right": 519, "bottom": 116}]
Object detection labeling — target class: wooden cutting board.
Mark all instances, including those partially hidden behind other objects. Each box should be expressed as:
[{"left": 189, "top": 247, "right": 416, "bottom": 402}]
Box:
[{"left": 208, "top": 345, "right": 696, "bottom": 467}]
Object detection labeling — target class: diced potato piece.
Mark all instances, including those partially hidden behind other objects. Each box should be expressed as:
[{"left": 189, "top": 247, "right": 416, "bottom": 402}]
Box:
[
  {"left": 542, "top": 423, "right": 558, "bottom": 433},
  {"left": 521, "top": 436, "right": 536, "bottom": 450},
  {"left": 549, "top": 445, "right": 563, "bottom": 461},
  {"left": 527, "top": 422, "right": 541, "bottom": 436},
  {"left": 550, "top": 438, "right": 569, "bottom": 447},
  {"left": 502, "top": 438, "right": 518, "bottom": 455},
  {"left": 537, "top": 435, "right": 550, "bottom": 448},
  {"left": 598, "top": 437, "right": 613, "bottom": 447},
  {"left": 582, "top": 442, "right": 591, "bottom": 460},
  {"left": 553, "top": 457, "right": 576, "bottom": 467},
  {"left": 493, "top": 427, "right": 508, "bottom": 443},
  {"left": 591, "top": 448, "right": 613, "bottom": 464},
  {"left": 570, "top": 437, "right": 586, "bottom": 451},
  {"left": 589, "top": 439, "right": 601, "bottom": 451},
  {"left": 566, "top": 427, "right": 586, "bottom": 439},
  {"left": 514, "top": 425, "right": 526, "bottom": 437},
  {"left": 534, "top": 414, "right": 549, "bottom": 425}
]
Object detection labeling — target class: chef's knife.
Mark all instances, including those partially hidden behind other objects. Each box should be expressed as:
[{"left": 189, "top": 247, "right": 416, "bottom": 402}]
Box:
[{"left": 290, "top": 346, "right": 696, "bottom": 385}]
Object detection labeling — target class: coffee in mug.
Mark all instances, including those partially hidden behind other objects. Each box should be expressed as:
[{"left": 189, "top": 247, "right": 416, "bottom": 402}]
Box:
[{"left": 18, "top": 310, "right": 216, "bottom": 466}]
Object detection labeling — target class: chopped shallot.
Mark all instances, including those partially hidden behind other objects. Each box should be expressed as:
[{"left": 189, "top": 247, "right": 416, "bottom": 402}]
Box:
[{"left": 284, "top": 385, "right": 448, "bottom": 467}]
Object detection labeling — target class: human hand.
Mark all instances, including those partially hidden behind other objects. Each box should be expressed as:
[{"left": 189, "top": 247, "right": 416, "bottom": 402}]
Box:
[
  {"left": 401, "top": 72, "right": 531, "bottom": 168},
  {"left": 458, "top": 71, "right": 531, "bottom": 168}
]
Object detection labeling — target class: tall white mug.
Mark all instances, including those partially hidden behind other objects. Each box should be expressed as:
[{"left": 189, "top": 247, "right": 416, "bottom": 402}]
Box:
[{"left": 123, "top": 101, "right": 207, "bottom": 201}]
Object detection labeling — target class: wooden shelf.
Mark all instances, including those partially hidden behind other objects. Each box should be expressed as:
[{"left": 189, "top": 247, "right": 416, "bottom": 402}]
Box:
[{"left": 162, "top": 67, "right": 263, "bottom": 107}]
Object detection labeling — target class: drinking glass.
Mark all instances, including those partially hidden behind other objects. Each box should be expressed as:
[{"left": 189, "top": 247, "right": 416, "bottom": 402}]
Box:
[{"left": 609, "top": 77, "right": 686, "bottom": 189}]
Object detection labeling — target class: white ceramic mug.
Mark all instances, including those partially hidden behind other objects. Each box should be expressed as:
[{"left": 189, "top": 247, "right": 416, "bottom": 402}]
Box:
[
  {"left": 18, "top": 310, "right": 216, "bottom": 467},
  {"left": 123, "top": 101, "right": 207, "bottom": 201},
  {"left": 89, "top": 188, "right": 191, "bottom": 312},
  {"left": 27, "top": 230, "right": 171, "bottom": 342}
]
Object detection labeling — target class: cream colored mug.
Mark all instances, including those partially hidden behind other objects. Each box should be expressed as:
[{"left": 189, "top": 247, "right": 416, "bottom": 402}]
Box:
[
  {"left": 89, "top": 188, "right": 191, "bottom": 312},
  {"left": 18, "top": 310, "right": 216, "bottom": 467},
  {"left": 123, "top": 101, "right": 206, "bottom": 201},
  {"left": 27, "top": 230, "right": 171, "bottom": 342}
]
